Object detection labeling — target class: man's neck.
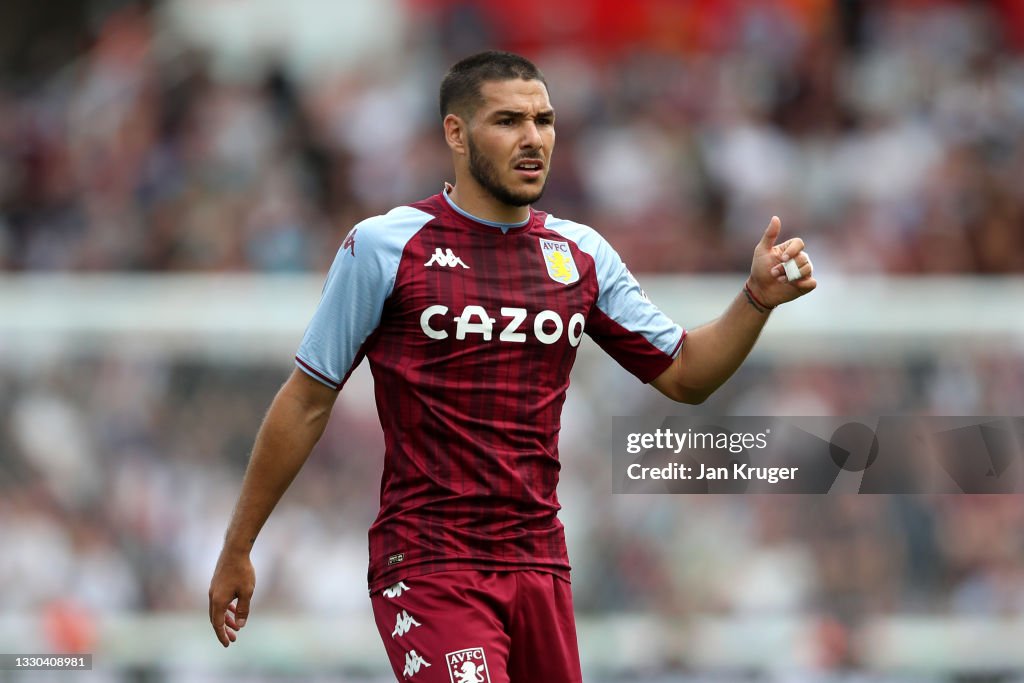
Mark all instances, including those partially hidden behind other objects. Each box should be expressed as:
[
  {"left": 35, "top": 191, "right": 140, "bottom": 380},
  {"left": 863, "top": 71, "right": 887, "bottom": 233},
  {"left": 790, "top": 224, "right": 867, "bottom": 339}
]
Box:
[{"left": 447, "top": 182, "right": 530, "bottom": 225}]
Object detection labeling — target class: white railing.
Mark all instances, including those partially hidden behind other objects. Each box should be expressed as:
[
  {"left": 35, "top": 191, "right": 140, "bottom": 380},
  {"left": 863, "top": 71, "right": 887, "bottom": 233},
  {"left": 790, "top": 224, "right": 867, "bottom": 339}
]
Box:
[
  {"left": 2, "top": 613, "right": 1023, "bottom": 675},
  {"left": 2, "top": 274, "right": 1022, "bottom": 361}
]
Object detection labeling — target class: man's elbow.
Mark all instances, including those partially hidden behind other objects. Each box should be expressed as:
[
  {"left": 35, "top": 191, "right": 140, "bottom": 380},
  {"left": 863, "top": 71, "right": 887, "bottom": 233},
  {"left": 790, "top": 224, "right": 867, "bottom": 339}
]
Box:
[
  {"left": 654, "top": 377, "right": 712, "bottom": 405},
  {"left": 673, "top": 385, "right": 711, "bottom": 405}
]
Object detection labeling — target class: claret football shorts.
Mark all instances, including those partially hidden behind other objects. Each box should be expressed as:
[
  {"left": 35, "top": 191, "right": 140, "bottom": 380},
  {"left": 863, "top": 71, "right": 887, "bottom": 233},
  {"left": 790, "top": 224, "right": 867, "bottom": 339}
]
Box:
[{"left": 370, "top": 569, "right": 583, "bottom": 683}]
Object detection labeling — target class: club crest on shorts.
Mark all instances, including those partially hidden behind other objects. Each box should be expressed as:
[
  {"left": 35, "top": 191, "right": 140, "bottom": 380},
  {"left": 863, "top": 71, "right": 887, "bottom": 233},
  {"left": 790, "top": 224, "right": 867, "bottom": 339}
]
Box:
[
  {"left": 539, "top": 239, "right": 579, "bottom": 285},
  {"left": 445, "top": 647, "right": 490, "bottom": 683}
]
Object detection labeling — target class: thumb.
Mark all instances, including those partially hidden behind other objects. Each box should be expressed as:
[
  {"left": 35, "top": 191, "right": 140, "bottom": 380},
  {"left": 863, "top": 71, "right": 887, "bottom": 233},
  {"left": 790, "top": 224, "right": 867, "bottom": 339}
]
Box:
[
  {"left": 759, "top": 216, "right": 781, "bottom": 250},
  {"left": 235, "top": 594, "right": 251, "bottom": 628}
]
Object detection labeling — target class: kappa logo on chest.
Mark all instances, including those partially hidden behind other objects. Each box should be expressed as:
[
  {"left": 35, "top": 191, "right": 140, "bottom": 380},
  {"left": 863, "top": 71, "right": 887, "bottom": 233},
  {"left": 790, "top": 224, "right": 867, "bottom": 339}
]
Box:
[{"left": 424, "top": 247, "right": 470, "bottom": 269}]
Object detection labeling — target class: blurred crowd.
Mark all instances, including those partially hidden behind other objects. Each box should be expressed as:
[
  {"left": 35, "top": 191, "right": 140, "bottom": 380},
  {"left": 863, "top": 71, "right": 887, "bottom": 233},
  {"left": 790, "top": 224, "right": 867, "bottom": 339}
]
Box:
[
  {"left": 1, "top": 0, "right": 1023, "bottom": 273},
  {"left": 2, "top": 349, "right": 1024, "bottom": 648}
]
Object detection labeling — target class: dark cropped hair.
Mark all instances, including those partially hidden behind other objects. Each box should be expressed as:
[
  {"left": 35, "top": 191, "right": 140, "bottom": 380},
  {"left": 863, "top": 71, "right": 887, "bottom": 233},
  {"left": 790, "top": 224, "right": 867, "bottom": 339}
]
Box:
[{"left": 439, "top": 50, "right": 547, "bottom": 120}]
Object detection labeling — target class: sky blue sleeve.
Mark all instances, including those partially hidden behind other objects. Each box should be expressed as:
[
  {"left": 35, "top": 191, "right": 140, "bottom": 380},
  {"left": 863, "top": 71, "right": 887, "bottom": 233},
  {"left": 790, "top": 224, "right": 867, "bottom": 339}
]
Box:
[
  {"left": 546, "top": 215, "right": 685, "bottom": 382},
  {"left": 589, "top": 235, "right": 685, "bottom": 358},
  {"left": 295, "top": 206, "right": 431, "bottom": 389}
]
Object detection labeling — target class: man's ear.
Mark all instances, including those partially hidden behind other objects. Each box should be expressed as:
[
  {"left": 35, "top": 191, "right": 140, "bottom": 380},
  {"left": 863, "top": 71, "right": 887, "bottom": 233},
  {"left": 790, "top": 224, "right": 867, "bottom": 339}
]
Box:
[{"left": 444, "top": 113, "right": 468, "bottom": 155}]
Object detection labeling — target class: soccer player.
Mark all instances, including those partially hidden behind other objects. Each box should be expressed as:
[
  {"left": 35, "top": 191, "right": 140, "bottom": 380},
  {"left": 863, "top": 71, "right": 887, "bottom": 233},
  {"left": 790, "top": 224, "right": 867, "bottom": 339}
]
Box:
[{"left": 209, "top": 51, "right": 815, "bottom": 682}]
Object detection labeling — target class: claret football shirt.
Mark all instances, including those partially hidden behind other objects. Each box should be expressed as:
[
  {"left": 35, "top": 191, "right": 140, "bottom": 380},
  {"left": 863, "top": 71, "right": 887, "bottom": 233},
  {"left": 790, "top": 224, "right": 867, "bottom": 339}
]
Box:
[{"left": 296, "top": 189, "right": 685, "bottom": 592}]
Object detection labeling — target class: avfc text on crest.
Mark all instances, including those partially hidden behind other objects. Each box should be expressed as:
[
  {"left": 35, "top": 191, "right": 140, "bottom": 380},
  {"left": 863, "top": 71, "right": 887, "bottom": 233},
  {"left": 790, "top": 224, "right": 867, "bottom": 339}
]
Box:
[{"left": 446, "top": 647, "right": 490, "bottom": 683}]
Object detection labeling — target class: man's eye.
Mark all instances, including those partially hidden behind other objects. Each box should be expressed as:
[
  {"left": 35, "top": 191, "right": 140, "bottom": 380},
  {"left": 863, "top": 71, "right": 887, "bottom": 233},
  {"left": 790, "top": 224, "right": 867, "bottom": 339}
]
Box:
[{"left": 497, "top": 119, "right": 513, "bottom": 126}]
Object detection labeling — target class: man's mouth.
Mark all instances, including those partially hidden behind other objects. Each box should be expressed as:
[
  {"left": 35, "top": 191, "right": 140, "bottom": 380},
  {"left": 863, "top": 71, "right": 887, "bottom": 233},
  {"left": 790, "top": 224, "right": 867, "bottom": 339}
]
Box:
[{"left": 513, "top": 159, "right": 545, "bottom": 178}]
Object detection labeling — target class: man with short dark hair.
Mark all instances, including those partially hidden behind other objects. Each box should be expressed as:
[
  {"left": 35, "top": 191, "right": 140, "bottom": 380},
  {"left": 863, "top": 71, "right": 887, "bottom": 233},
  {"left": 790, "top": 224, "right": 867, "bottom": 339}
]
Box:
[{"left": 209, "top": 50, "right": 815, "bottom": 682}]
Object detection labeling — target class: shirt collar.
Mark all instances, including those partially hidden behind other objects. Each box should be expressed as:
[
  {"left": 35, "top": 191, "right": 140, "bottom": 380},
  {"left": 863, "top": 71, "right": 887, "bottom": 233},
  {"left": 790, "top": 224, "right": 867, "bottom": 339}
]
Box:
[{"left": 442, "top": 185, "right": 530, "bottom": 234}]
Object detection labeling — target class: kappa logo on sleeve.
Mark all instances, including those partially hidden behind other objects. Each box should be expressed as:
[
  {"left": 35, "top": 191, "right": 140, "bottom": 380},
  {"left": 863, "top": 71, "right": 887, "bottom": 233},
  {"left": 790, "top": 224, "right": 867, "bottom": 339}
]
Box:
[
  {"left": 446, "top": 647, "right": 490, "bottom": 683},
  {"left": 625, "top": 268, "right": 650, "bottom": 301},
  {"left": 342, "top": 229, "right": 357, "bottom": 257},
  {"left": 539, "top": 239, "right": 579, "bottom": 285}
]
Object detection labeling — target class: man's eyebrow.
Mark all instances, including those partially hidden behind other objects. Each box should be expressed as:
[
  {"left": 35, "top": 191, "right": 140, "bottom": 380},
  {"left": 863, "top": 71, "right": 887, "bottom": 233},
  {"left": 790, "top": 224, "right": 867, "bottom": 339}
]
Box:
[{"left": 489, "top": 109, "right": 556, "bottom": 119}]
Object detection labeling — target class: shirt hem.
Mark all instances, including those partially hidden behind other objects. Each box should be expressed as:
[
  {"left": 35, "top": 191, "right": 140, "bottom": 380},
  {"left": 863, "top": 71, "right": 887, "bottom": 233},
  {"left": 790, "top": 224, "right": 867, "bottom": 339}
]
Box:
[
  {"left": 368, "top": 559, "right": 571, "bottom": 595},
  {"left": 294, "top": 356, "right": 341, "bottom": 390}
]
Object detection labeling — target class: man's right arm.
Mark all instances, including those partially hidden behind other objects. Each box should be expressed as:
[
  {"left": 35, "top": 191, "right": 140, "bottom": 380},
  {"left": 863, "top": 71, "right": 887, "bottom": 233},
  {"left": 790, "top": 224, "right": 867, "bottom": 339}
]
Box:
[{"left": 208, "top": 368, "right": 339, "bottom": 647}]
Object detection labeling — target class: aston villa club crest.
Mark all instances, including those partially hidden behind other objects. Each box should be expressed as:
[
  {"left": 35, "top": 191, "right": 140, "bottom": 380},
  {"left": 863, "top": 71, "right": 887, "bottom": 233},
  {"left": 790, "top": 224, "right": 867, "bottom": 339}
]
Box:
[
  {"left": 446, "top": 647, "right": 490, "bottom": 683},
  {"left": 539, "top": 238, "right": 579, "bottom": 285}
]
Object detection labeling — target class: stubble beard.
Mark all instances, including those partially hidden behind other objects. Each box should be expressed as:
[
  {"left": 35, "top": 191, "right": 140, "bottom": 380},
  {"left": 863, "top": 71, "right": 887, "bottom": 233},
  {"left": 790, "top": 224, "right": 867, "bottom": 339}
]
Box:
[{"left": 467, "top": 134, "right": 547, "bottom": 208}]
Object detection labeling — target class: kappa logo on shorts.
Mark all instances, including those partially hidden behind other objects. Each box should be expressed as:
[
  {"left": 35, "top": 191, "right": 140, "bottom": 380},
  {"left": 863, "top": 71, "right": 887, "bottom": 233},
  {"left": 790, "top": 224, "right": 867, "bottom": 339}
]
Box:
[
  {"left": 392, "top": 610, "right": 422, "bottom": 638},
  {"left": 539, "top": 239, "right": 579, "bottom": 285},
  {"left": 382, "top": 581, "right": 410, "bottom": 598},
  {"left": 445, "top": 647, "right": 490, "bottom": 683},
  {"left": 403, "top": 650, "right": 431, "bottom": 677}
]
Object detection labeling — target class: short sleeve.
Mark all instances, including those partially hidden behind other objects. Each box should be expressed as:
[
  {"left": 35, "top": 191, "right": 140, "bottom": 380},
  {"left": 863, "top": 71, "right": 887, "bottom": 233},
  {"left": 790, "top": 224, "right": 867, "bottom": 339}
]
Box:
[
  {"left": 545, "top": 216, "right": 685, "bottom": 383},
  {"left": 296, "top": 206, "right": 432, "bottom": 389}
]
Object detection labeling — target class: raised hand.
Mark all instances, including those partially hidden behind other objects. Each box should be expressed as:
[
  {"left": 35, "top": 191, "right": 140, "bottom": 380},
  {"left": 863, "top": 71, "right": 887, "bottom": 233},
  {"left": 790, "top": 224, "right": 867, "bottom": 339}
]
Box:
[{"left": 747, "top": 216, "right": 816, "bottom": 309}]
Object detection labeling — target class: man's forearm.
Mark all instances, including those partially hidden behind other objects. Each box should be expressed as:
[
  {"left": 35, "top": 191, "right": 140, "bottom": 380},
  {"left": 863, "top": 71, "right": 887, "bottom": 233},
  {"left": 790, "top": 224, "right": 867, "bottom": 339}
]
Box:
[
  {"left": 221, "top": 374, "right": 335, "bottom": 554},
  {"left": 653, "top": 287, "right": 769, "bottom": 403}
]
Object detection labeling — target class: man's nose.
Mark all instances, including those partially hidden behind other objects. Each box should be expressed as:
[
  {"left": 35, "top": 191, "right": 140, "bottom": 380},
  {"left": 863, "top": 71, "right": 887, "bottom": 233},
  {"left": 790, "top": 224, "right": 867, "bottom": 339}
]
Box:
[{"left": 520, "top": 121, "right": 543, "bottom": 149}]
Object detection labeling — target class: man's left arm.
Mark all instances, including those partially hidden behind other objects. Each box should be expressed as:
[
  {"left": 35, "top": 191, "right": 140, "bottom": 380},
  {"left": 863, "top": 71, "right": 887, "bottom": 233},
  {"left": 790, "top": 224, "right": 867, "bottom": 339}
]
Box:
[{"left": 651, "top": 216, "right": 816, "bottom": 404}]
